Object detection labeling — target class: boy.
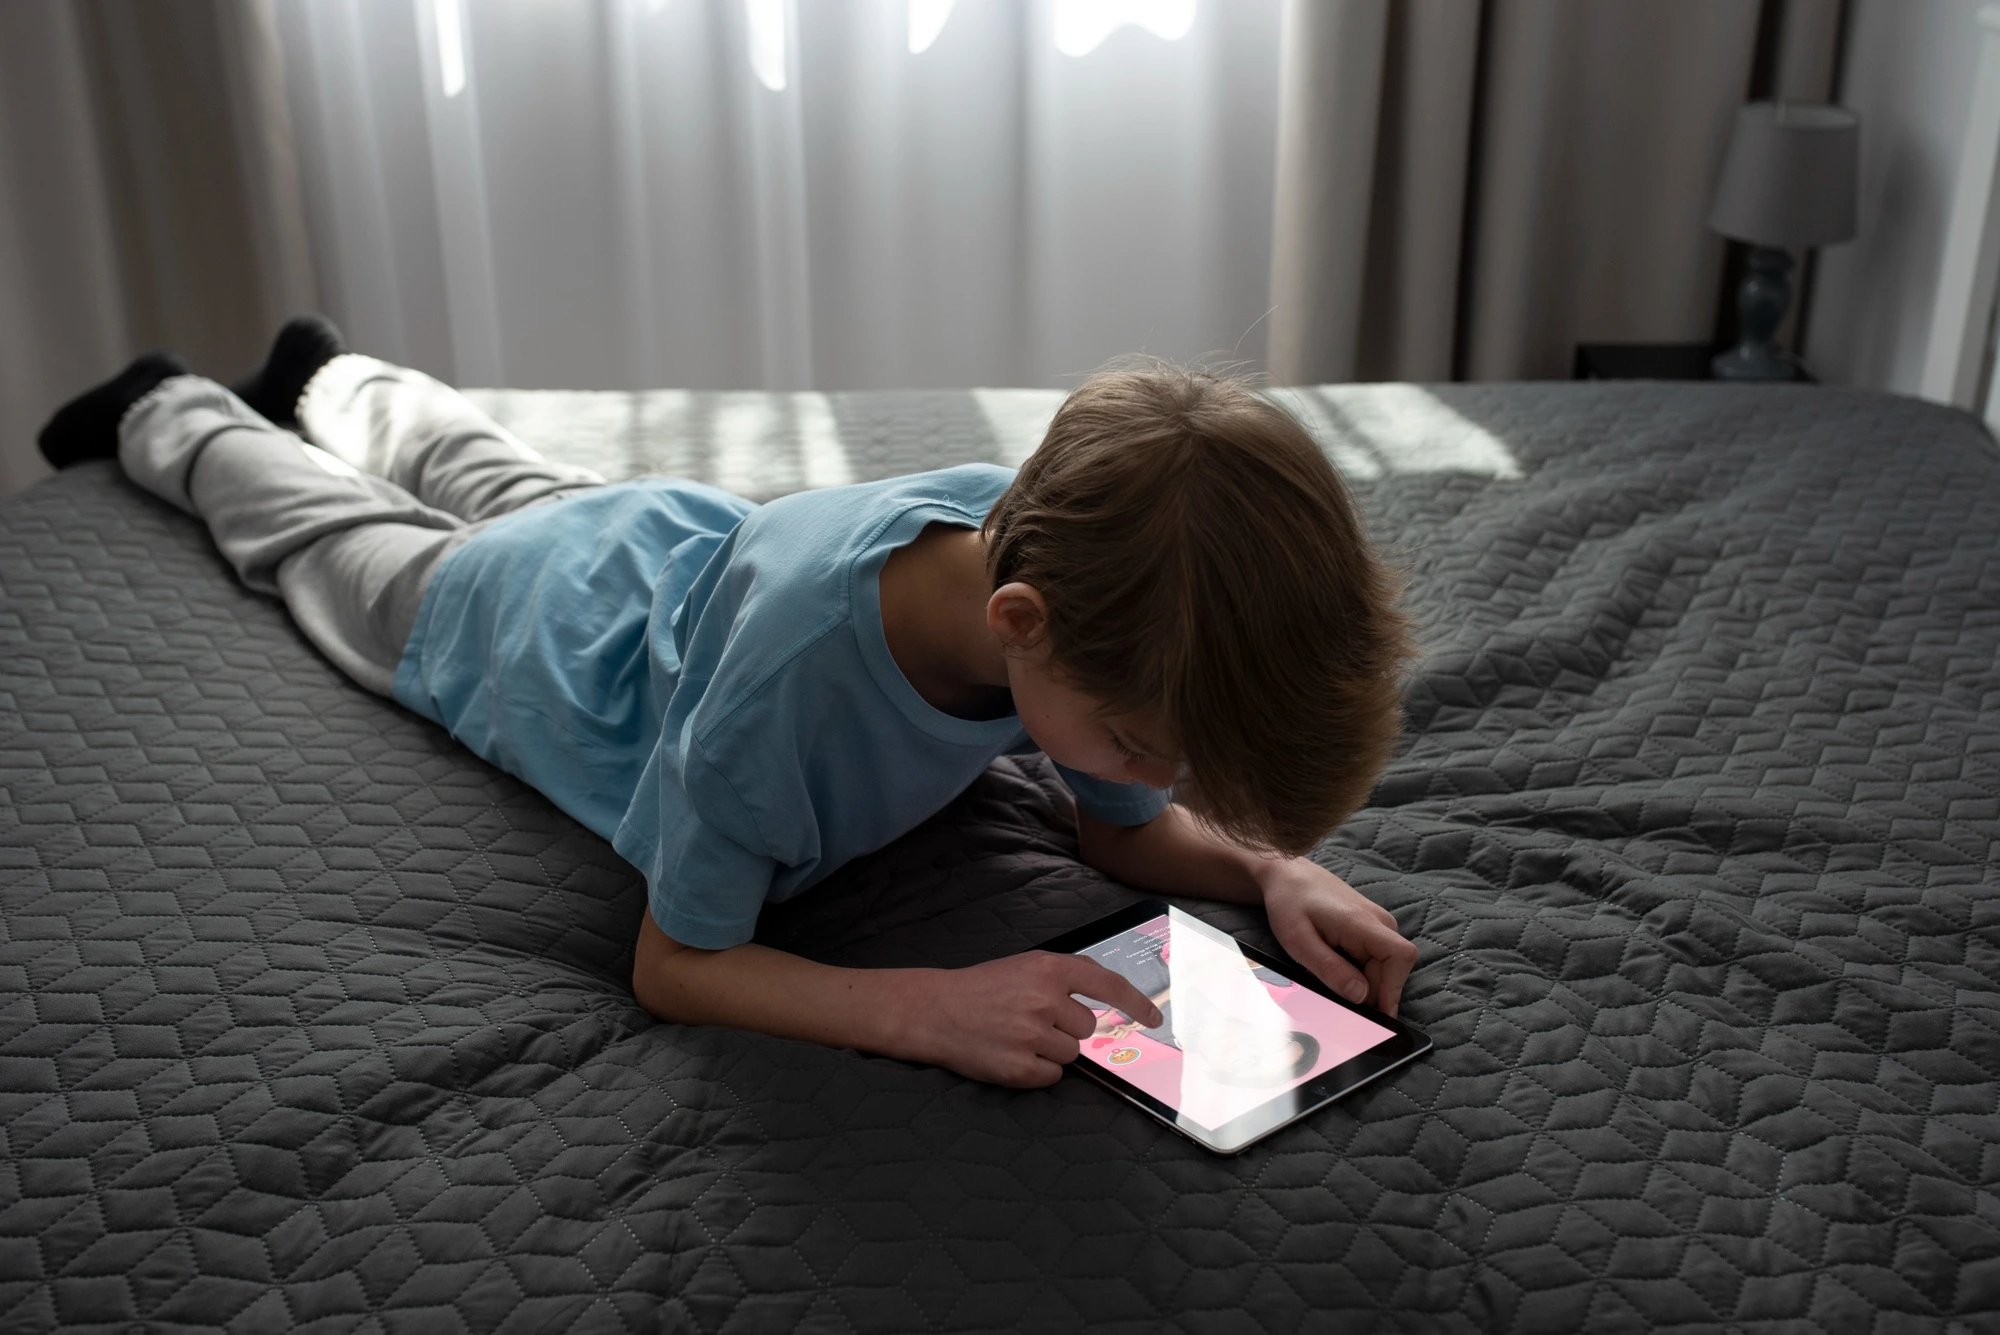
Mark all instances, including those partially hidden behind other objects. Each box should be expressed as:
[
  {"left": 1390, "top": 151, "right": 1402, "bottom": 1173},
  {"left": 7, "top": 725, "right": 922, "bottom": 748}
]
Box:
[{"left": 39, "top": 317, "right": 1418, "bottom": 1089}]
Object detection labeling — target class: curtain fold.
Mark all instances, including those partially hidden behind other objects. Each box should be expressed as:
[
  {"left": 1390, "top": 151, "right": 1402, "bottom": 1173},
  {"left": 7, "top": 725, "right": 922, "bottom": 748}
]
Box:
[
  {"left": 1268, "top": 0, "right": 1480, "bottom": 384},
  {"left": 273, "top": 0, "right": 1286, "bottom": 394},
  {"left": 1463, "top": 0, "right": 1762, "bottom": 380},
  {"left": 1268, "top": 0, "right": 1845, "bottom": 385},
  {"left": 0, "top": 0, "right": 310, "bottom": 497},
  {"left": 0, "top": 2, "right": 129, "bottom": 499},
  {"left": 75, "top": 0, "right": 315, "bottom": 374}
]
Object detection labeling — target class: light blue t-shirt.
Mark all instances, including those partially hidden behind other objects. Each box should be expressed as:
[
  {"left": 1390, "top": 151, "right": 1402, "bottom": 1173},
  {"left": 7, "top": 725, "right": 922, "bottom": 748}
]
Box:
[{"left": 393, "top": 464, "right": 1171, "bottom": 949}]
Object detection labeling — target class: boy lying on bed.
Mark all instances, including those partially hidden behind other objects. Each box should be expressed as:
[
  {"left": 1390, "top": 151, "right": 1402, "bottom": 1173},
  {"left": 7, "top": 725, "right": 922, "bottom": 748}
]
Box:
[{"left": 38, "top": 317, "right": 1418, "bottom": 1089}]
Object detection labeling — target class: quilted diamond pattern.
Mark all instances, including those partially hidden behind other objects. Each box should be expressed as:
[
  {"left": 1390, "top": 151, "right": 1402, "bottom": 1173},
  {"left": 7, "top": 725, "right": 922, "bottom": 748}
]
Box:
[{"left": 2, "top": 382, "right": 1997, "bottom": 1332}]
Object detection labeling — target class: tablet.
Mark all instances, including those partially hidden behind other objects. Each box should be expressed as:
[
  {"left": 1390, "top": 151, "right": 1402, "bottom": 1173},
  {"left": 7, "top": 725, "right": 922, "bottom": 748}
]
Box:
[{"left": 1039, "top": 901, "right": 1432, "bottom": 1155}]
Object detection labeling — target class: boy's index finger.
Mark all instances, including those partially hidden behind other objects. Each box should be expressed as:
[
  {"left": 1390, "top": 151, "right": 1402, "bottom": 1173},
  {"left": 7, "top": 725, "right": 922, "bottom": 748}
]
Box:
[{"left": 1061, "top": 957, "right": 1164, "bottom": 1028}]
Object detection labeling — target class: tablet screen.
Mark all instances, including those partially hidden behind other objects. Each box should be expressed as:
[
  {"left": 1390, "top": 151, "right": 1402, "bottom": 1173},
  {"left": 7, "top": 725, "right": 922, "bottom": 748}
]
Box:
[{"left": 1077, "top": 909, "right": 1398, "bottom": 1133}]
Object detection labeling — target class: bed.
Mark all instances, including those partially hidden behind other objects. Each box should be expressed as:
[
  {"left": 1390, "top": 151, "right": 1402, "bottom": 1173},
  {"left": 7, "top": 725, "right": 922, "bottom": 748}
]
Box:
[{"left": 2, "top": 380, "right": 1995, "bottom": 1332}]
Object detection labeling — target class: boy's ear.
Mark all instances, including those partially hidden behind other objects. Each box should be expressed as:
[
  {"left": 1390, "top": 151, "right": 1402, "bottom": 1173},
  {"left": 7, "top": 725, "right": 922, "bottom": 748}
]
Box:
[{"left": 986, "top": 582, "right": 1049, "bottom": 650}]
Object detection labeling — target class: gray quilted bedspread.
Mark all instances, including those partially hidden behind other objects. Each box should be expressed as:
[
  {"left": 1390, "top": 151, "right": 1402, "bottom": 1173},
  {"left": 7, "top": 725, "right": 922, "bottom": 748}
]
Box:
[{"left": 2, "top": 382, "right": 1996, "bottom": 1332}]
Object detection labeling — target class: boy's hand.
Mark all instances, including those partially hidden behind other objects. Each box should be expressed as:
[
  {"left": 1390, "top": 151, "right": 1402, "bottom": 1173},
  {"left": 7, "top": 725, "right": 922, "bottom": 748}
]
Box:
[
  {"left": 1260, "top": 861, "right": 1418, "bottom": 1017},
  {"left": 899, "top": 952, "right": 1162, "bottom": 1089},
  {"left": 1074, "top": 805, "right": 1419, "bottom": 1017}
]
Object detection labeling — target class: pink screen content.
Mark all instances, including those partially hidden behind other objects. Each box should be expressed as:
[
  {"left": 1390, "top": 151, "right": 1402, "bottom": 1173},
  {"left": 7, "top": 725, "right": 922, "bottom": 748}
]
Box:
[{"left": 1076, "top": 912, "right": 1396, "bottom": 1130}]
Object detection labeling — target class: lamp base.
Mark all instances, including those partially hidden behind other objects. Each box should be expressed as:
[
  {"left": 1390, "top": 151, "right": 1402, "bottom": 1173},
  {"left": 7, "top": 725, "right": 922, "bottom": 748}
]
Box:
[
  {"left": 1712, "top": 245, "right": 1802, "bottom": 382},
  {"left": 1711, "top": 346, "right": 1800, "bottom": 381}
]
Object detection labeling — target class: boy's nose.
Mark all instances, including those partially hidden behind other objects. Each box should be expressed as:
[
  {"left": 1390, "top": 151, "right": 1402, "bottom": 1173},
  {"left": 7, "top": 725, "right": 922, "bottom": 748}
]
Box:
[{"left": 1131, "top": 757, "right": 1178, "bottom": 790}]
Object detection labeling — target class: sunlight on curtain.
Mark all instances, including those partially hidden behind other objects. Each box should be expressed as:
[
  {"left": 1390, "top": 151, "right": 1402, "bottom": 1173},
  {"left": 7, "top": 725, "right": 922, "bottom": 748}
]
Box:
[
  {"left": 745, "top": 0, "right": 789, "bottom": 91},
  {"left": 917, "top": 0, "right": 1198, "bottom": 59},
  {"left": 907, "top": 0, "right": 957, "bottom": 54},
  {"left": 274, "top": 0, "right": 1281, "bottom": 393},
  {"left": 1052, "top": 0, "right": 1198, "bottom": 58},
  {"left": 431, "top": 0, "right": 465, "bottom": 96}
]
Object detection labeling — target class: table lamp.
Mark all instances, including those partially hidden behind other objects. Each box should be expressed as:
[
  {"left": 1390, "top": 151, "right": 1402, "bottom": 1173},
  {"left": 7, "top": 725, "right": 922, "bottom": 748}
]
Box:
[{"left": 1707, "top": 101, "right": 1859, "bottom": 380}]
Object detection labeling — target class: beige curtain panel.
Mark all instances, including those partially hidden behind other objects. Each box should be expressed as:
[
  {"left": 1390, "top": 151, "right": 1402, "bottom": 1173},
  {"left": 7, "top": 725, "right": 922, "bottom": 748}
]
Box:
[{"left": 1268, "top": 0, "right": 1844, "bottom": 385}]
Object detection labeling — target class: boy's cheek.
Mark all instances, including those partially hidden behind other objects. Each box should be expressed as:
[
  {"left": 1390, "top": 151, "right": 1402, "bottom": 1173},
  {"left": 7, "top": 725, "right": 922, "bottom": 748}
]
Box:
[{"left": 1019, "top": 720, "right": 1100, "bottom": 776}]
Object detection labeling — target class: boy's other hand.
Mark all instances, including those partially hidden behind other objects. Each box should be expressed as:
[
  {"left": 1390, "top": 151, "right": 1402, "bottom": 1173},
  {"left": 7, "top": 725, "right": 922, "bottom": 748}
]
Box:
[
  {"left": 903, "top": 952, "right": 1162, "bottom": 1088},
  {"left": 1260, "top": 862, "right": 1418, "bottom": 1017}
]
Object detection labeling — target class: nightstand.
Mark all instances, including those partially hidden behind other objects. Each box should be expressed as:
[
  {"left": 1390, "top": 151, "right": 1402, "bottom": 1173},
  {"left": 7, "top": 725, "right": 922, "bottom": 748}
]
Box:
[{"left": 1573, "top": 342, "right": 1818, "bottom": 383}]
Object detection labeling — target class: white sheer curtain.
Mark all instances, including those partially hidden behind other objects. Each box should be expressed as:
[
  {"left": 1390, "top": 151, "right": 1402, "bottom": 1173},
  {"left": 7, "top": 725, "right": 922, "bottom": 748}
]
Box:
[{"left": 272, "top": 0, "right": 1283, "bottom": 393}]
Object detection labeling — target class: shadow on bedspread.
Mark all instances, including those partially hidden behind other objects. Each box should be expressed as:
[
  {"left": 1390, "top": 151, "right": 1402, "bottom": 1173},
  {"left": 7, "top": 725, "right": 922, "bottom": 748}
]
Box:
[{"left": 1, "top": 383, "right": 1994, "bottom": 1332}]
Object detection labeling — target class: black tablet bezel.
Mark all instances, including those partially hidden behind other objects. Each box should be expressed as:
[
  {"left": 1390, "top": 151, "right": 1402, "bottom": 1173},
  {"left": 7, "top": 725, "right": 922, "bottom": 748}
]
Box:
[{"left": 1038, "top": 900, "right": 1432, "bottom": 1155}]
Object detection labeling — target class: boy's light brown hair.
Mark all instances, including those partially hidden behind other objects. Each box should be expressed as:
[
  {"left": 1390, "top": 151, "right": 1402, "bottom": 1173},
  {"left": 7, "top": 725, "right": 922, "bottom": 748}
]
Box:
[{"left": 983, "top": 365, "right": 1413, "bottom": 854}]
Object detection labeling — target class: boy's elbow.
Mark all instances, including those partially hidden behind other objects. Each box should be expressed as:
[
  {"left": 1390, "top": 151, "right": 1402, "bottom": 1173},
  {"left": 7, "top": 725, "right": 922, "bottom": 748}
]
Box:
[
  {"left": 632, "top": 962, "right": 675, "bottom": 1023},
  {"left": 1074, "top": 809, "right": 1112, "bottom": 866},
  {"left": 632, "top": 910, "right": 700, "bottom": 1022},
  {"left": 1074, "top": 807, "right": 1150, "bottom": 871}
]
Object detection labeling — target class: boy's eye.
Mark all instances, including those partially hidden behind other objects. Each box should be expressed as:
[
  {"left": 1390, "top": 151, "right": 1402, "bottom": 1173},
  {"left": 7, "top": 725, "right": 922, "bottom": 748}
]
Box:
[{"left": 1110, "top": 733, "right": 1142, "bottom": 760}]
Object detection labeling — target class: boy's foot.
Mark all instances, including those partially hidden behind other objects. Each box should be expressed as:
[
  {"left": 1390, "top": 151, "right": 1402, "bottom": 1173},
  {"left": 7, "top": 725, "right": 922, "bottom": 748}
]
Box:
[
  {"left": 37, "top": 352, "right": 189, "bottom": 470},
  {"left": 232, "top": 314, "right": 346, "bottom": 428}
]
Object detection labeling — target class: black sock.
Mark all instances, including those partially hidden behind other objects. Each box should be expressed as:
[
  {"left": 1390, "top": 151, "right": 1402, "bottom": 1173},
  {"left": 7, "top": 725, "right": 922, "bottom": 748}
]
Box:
[
  {"left": 37, "top": 352, "right": 190, "bottom": 471},
  {"left": 232, "top": 314, "right": 346, "bottom": 428}
]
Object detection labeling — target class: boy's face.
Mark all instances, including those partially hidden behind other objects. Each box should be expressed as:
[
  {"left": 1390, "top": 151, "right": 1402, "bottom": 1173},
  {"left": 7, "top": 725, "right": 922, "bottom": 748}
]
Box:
[{"left": 1003, "top": 643, "right": 1180, "bottom": 790}]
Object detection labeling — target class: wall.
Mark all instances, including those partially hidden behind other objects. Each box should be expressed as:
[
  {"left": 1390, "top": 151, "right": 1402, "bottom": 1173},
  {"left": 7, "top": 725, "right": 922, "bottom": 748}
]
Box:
[{"left": 1805, "top": 0, "right": 1991, "bottom": 392}]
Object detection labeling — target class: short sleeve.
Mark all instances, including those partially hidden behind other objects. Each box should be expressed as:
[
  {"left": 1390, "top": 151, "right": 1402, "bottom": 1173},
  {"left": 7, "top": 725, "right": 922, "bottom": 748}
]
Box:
[
  {"left": 645, "top": 820, "right": 780, "bottom": 950},
  {"left": 617, "top": 737, "right": 782, "bottom": 951},
  {"left": 1053, "top": 763, "right": 1172, "bottom": 827}
]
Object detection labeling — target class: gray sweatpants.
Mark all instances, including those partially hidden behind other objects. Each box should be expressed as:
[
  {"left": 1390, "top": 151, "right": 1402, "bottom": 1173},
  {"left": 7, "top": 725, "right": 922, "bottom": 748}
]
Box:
[{"left": 118, "top": 354, "right": 604, "bottom": 696}]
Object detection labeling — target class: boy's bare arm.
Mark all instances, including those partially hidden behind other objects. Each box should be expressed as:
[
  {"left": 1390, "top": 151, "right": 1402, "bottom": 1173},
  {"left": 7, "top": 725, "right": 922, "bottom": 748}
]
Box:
[
  {"left": 1074, "top": 804, "right": 1419, "bottom": 1017},
  {"left": 632, "top": 909, "right": 1162, "bottom": 1087}
]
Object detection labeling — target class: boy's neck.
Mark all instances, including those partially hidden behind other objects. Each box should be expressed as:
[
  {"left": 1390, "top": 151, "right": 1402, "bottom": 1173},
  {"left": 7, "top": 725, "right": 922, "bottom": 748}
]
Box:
[{"left": 879, "top": 523, "right": 1014, "bottom": 720}]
